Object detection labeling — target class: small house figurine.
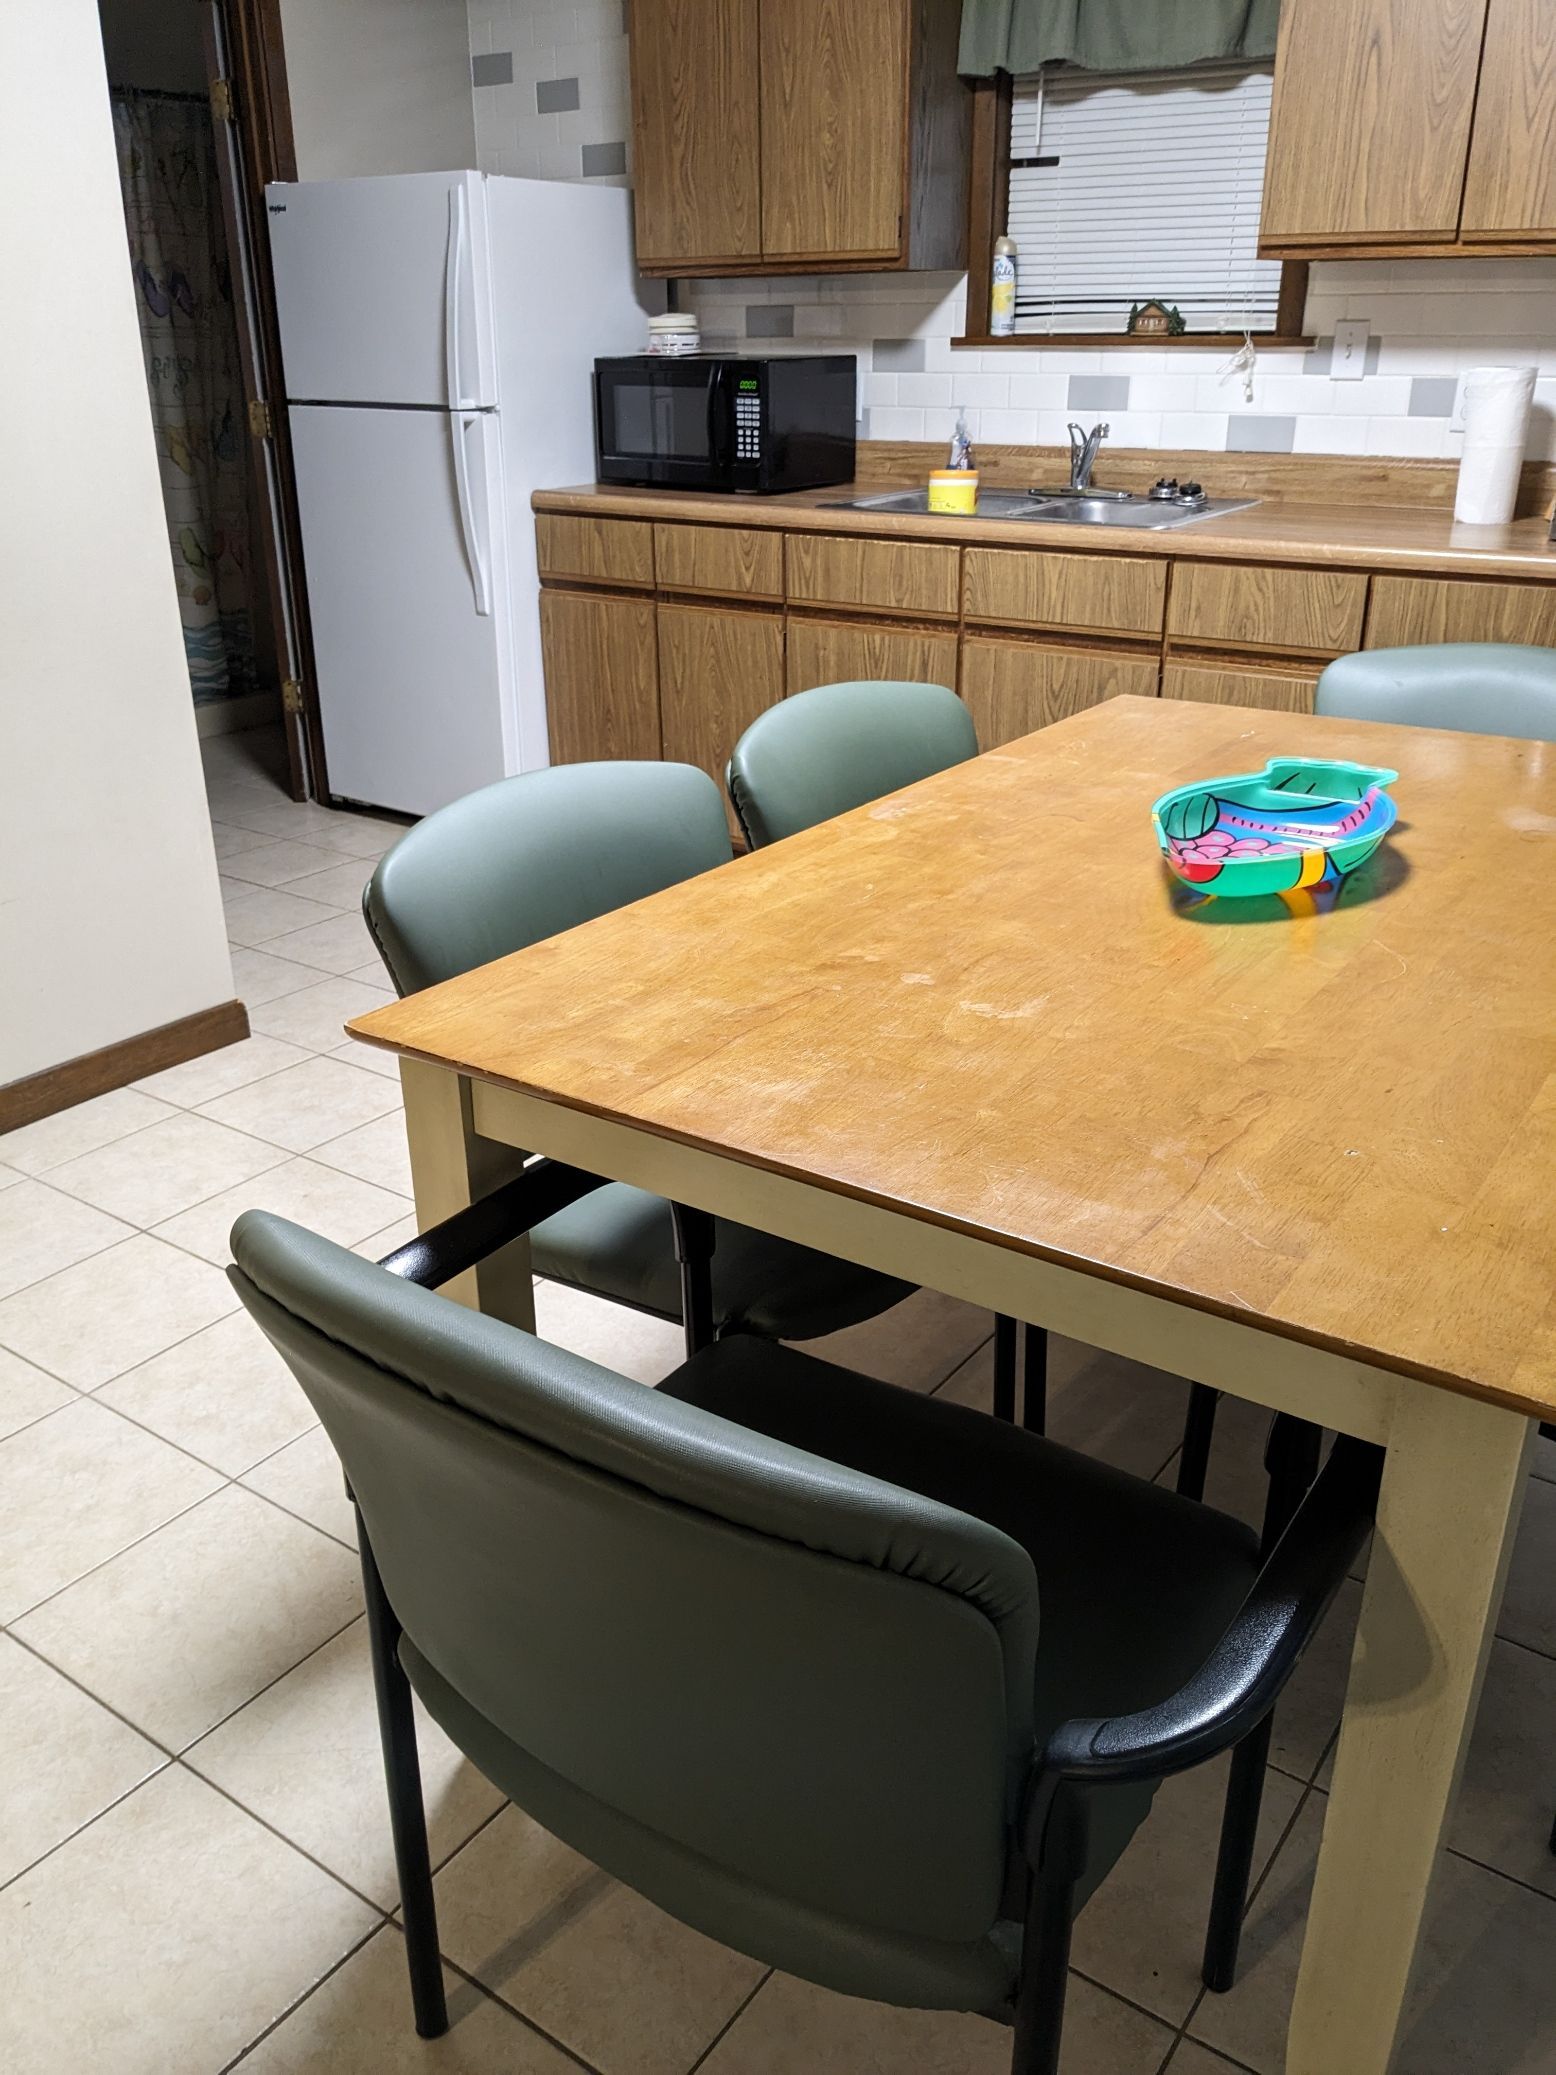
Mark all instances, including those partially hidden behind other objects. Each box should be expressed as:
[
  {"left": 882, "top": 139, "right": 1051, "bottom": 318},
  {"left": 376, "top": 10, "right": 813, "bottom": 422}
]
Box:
[{"left": 1128, "top": 299, "right": 1187, "bottom": 337}]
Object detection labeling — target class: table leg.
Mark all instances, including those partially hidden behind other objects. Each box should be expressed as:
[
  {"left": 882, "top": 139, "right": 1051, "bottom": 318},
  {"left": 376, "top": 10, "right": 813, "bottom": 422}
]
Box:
[
  {"left": 1284, "top": 1385, "right": 1533, "bottom": 2074},
  {"left": 399, "top": 1058, "right": 534, "bottom": 1329}
]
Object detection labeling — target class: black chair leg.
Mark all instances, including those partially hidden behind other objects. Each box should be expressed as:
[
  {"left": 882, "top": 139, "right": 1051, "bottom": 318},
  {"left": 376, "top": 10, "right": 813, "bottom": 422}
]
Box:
[
  {"left": 1021, "top": 1324, "right": 1048, "bottom": 1434},
  {"left": 358, "top": 1513, "right": 448, "bottom": 2039},
  {"left": 1177, "top": 1382, "right": 1220, "bottom": 1500},
  {"left": 1011, "top": 1788, "right": 1087, "bottom": 2075},
  {"left": 1202, "top": 1712, "right": 1273, "bottom": 1992},
  {"left": 992, "top": 1315, "right": 1018, "bottom": 1423},
  {"left": 670, "top": 1203, "right": 716, "bottom": 1359}
]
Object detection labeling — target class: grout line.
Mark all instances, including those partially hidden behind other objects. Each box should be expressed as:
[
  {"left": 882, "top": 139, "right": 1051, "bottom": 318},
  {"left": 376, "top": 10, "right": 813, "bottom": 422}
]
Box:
[
  {"left": 175, "top": 1752, "right": 394, "bottom": 1917},
  {"left": 440, "top": 1953, "right": 609, "bottom": 2074},
  {"left": 1068, "top": 1961, "right": 1192, "bottom": 2041},
  {"left": 0, "top": 1751, "right": 177, "bottom": 1898},
  {"left": 3, "top": 1477, "right": 231, "bottom": 1626},
  {"left": 683, "top": 1968, "right": 773, "bottom": 2072},
  {"left": 214, "top": 1921, "right": 386, "bottom": 2074}
]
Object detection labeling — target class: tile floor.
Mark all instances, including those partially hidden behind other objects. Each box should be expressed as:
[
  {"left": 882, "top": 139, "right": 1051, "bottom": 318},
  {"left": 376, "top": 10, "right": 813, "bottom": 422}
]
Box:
[{"left": 2, "top": 729, "right": 1555, "bottom": 2073}]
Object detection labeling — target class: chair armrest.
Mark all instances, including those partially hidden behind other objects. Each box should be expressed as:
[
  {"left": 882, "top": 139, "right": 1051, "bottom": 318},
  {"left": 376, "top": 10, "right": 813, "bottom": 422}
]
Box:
[
  {"left": 1036, "top": 1435, "right": 1381, "bottom": 1798},
  {"left": 377, "top": 1159, "right": 606, "bottom": 1290}
]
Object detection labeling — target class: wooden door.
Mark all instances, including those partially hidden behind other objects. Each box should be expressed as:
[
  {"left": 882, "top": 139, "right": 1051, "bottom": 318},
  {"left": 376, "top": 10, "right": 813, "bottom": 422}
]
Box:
[
  {"left": 786, "top": 616, "right": 958, "bottom": 695},
  {"left": 540, "top": 591, "right": 661, "bottom": 764},
  {"left": 658, "top": 604, "right": 785, "bottom": 834},
  {"left": 961, "top": 640, "right": 1159, "bottom": 748},
  {"left": 1461, "top": 0, "right": 1556, "bottom": 237},
  {"left": 628, "top": 0, "right": 763, "bottom": 269},
  {"left": 760, "top": 0, "right": 907, "bottom": 261},
  {"left": 1261, "top": 0, "right": 1488, "bottom": 244},
  {"left": 1161, "top": 660, "right": 1319, "bottom": 716}
]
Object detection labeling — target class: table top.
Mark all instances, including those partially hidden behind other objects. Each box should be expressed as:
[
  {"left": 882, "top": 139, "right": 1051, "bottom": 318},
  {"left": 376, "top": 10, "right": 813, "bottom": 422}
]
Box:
[{"left": 351, "top": 696, "right": 1556, "bottom": 1418}]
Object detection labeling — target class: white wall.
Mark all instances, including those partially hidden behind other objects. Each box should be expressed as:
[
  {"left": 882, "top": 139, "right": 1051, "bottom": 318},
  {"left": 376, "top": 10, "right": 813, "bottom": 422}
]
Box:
[
  {"left": 0, "top": 0, "right": 233, "bottom": 1087},
  {"left": 468, "top": 0, "right": 630, "bottom": 183},
  {"left": 281, "top": 0, "right": 476, "bottom": 180}
]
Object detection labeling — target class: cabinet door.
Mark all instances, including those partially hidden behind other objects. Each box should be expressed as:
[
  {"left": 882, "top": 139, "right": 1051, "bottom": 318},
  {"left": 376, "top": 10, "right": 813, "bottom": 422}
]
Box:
[
  {"left": 787, "top": 616, "right": 958, "bottom": 695},
  {"left": 1162, "top": 661, "right": 1318, "bottom": 716},
  {"left": 628, "top": 0, "right": 762, "bottom": 269},
  {"left": 540, "top": 590, "right": 661, "bottom": 764},
  {"left": 658, "top": 603, "right": 785, "bottom": 833},
  {"left": 962, "top": 640, "right": 1159, "bottom": 748},
  {"left": 1461, "top": 0, "right": 1556, "bottom": 237},
  {"left": 760, "top": 0, "right": 907, "bottom": 261},
  {"left": 1261, "top": 0, "right": 1488, "bottom": 243}
]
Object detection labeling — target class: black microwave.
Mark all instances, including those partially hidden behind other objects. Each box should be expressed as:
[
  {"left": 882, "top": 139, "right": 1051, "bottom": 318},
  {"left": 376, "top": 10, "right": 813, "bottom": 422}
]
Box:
[{"left": 594, "top": 354, "right": 856, "bottom": 493}]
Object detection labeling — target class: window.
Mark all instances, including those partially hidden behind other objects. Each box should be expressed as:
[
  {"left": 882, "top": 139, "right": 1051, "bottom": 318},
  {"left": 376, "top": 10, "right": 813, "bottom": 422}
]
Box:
[{"left": 963, "top": 64, "right": 1306, "bottom": 346}]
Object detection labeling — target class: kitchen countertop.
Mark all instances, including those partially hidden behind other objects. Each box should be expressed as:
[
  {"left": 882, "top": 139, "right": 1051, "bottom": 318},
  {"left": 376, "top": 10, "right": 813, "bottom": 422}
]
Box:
[{"left": 533, "top": 481, "right": 1556, "bottom": 582}]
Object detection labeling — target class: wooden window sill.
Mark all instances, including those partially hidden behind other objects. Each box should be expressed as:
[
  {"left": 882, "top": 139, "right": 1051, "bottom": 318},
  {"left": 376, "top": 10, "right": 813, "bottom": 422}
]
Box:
[{"left": 953, "top": 333, "right": 1316, "bottom": 350}]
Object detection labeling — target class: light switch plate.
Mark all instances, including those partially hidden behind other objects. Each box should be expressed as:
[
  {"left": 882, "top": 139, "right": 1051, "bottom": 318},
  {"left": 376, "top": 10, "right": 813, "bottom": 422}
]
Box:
[{"left": 1331, "top": 321, "right": 1370, "bottom": 380}]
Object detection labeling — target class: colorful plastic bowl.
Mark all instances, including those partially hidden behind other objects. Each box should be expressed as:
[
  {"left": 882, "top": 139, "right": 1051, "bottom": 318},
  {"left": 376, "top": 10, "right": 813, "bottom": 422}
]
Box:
[{"left": 1152, "top": 756, "right": 1399, "bottom": 899}]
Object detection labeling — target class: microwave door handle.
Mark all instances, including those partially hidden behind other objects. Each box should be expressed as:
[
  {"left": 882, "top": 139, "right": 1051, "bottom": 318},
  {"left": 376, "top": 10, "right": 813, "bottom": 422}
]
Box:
[{"left": 707, "top": 363, "right": 732, "bottom": 474}]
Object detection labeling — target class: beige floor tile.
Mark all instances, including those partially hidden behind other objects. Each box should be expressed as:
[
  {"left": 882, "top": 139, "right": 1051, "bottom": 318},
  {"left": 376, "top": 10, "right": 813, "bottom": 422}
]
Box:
[
  {"left": 231, "top": 944, "right": 337, "bottom": 1005},
  {"left": 187, "top": 1618, "right": 505, "bottom": 1906},
  {"left": 532, "top": 1278, "right": 687, "bottom": 1384},
  {"left": 699, "top": 1969, "right": 1174, "bottom": 2075},
  {"left": 0, "top": 1163, "right": 21, "bottom": 1188},
  {"left": 1441, "top": 1637, "right": 1556, "bottom": 1901},
  {"left": 0, "top": 1397, "right": 220, "bottom": 1621},
  {"left": 224, "top": 884, "right": 345, "bottom": 949},
  {"left": 333, "top": 1036, "right": 402, "bottom": 1078},
  {"left": 214, "top": 798, "right": 349, "bottom": 843},
  {"left": 44, "top": 1111, "right": 287, "bottom": 1228},
  {"left": 131, "top": 1031, "right": 312, "bottom": 1106},
  {"left": 0, "top": 1635, "right": 164, "bottom": 1884},
  {"left": 251, "top": 974, "right": 395, "bottom": 1052},
  {"left": 936, "top": 1333, "right": 1197, "bottom": 1480},
  {"left": 799, "top": 1285, "right": 992, "bottom": 1393},
  {"left": 0, "top": 1232, "right": 239, "bottom": 1387},
  {"left": 265, "top": 909, "right": 380, "bottom": 976},
  {"left": 0, "top": 1087, "right": 174, "bottom": 1177},
  {"left": 210, "top": 820, "right": 276, "bottom": 861},
  {"left": 284, "top": 856, "right": 387, "bottom": 910},
  {"left": 222, "top": 836, "right": 348, "bottom": 887},
  {"left": 14, "top": 1485, "right": 362, "bottom": 1750},
  {"left": 240, "top": 1925, "right": 579, "bottom": 2072},
  {"left": 153, "top": 1154, "right": 410, "bottom": 1265},
  {"left": 434, "top": 1804, "right": 765, "bottom": 2075},
  {"left": 347, "top": 957, "right": 391, "bottom": 982},
  {"left": 1069, "top": 1756, "right": 1305, "bottom": 2030},
  {"left": 96, "top": 1308, "right": 316, "bottom": 1475},
  {"left": 1496, "top": 1472, "right": 1556, "bottom": 1655},
  {"left": 1188, "top": 1789, "right": 1556, "bottom": 2074},
  {"left": 1166, "top": 2045, "right": 1256, "bottom": 2075},
  {"left": 315, "top": 1109, "right": 415, "bottom": 1193},
  {"left": 301, "top": 811, "right": 410, "bottom": 860},
  {"left": 0, "top": 1346, "right": 76, "bottom": 1440},
  {"left": 242, "top": 1426, "right": 357, "bottom": 1545},
  {"left": 0, "top": 1180, "right": 133, "bottom": 1301},
  {"left": 353, "top": 1213, "right": 421, "bottom": 1258},
  {"left": 0, "top": 1765, "right": 376, "bottom": 2075},
  {"left": 199, "top": 1053, "right": 400, "bottom": 1153}
]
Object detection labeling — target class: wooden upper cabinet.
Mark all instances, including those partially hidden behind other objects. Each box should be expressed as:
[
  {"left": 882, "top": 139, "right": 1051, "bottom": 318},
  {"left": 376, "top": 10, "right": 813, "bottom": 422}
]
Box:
[
  {"left": 1461, "top": 0, "right": 1556, "bottom": 237},
  {"left": 1261, "top": 0, "right": 1489, "bottom": 245},
  {"left": 760, "top": 0, "right": 907, "bottom": 259},
  {"left": 627, "top": 0, "right": 762, "bottom": 270}
]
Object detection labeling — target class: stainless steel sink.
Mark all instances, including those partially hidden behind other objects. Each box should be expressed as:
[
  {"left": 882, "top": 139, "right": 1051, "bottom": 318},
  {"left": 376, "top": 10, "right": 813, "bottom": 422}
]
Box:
[{"left": 821, "top": 488, "right": 1257, "bottom": 529}]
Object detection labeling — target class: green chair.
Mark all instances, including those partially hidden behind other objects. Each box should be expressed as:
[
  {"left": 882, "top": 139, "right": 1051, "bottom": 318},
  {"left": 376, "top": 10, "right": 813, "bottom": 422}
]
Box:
[
  {"left": 363, "top": 759, "right": 913, "bottom": 1353},
  {"left": 1316, "top": 641, "right": 1556, "bottom": 736},
  {"left": 228, "top": 1192, "right": 1378, "bottom": 2073}
]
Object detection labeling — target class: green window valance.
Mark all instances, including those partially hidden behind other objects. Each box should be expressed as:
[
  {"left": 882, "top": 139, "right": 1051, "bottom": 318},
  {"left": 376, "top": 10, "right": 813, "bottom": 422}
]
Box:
[{"left": 957, "top": 0, "right": 1281, "bottom": 77}]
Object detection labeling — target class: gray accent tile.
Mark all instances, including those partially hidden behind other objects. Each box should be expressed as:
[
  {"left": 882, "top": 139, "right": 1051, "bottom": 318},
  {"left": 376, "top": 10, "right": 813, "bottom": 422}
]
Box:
[
  {"left": 1303, "top": 331, "right": 1382, "bottom": 375},
  {"left": 746, "top": 305, "right": 795, "bottom": 339},
  {"left": 1067, "top": 375, "right": 1130, "bottom": 411},
  {"left": 873, "top": 338, "right": 926, "bottom": 373},
  {"left": 1226, "top": 414, "right": 1297, "bottom": 453},
  {"left": 1410, "top": 376, "right": 1459, "bottom": 417},
  {"left": 535, "top": 75, "right": 581, "bottom": 114},
  {"left": 581, "top": 141, "right": 628, "bottom": 178},
  {"left": 471, "top": 51, "right": 514, "bottom": 87}
]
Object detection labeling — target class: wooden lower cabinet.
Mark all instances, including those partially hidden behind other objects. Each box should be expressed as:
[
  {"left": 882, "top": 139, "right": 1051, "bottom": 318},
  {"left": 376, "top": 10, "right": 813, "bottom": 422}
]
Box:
[
  {"left": 658, "top": 602, "right": 785, "bottom": 830},
  {"left": 961, "top": 638, "right": 1160, "bottom": 747},
  {"left": 786, "top": 615, "right": 960, "bottom": 695},
  {"left": 1364, "top": 575, "right": 1556, "bottom": 650},
  {"left": 1162, "top": 659, "right": 1319, "bottom": 715},
  {"left": 540, "top": 589, "right": 661, "bottom": 764}
]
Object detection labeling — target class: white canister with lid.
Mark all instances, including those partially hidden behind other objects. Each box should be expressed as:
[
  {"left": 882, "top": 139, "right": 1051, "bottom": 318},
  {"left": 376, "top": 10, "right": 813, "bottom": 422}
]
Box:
[{"left": 646, "top": 313, "right": 702, "bottom": 357}]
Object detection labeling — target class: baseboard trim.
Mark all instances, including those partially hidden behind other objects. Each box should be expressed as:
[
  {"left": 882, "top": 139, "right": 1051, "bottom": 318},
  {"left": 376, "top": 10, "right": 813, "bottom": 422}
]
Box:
[{"left": 0, "top": 1000, "right": 251, "bottom": 1134}]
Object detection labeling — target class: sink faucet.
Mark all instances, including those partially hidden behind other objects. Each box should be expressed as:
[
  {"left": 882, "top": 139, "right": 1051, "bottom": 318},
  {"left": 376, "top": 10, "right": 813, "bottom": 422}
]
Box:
[{"left": 1068, "top": 420, "right": 1109, "bottom": 491}]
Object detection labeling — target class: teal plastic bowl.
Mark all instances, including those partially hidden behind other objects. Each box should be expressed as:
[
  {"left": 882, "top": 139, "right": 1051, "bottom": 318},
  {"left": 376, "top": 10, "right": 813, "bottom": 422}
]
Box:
[{"left": 1152, "top": 756, "right": 1399, "bottom": 899}]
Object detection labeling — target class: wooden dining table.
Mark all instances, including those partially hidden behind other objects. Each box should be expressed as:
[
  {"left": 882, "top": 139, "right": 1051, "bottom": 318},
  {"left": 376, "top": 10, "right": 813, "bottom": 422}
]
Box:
[{"left": 349, "top": 692, "right": 1556, "bottom": 2075}]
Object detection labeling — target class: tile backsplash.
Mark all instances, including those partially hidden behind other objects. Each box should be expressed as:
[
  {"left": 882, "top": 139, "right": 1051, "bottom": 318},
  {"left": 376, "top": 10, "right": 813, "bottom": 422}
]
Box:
[{"left": 468, "top": 4, "right": 1556, "bottom": 463}]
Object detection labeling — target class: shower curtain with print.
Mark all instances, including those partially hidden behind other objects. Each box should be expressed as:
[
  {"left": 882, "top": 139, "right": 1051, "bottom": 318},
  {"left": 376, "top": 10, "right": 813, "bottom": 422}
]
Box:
[{"left": 113, "top": 89, "right": 256, "bottom": 707}]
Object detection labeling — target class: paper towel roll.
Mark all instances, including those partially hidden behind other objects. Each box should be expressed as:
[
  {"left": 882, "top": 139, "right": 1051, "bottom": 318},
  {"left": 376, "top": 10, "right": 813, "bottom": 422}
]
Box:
[{"left": 1455, "top": 365, "right": 1536, "bottom": 524}]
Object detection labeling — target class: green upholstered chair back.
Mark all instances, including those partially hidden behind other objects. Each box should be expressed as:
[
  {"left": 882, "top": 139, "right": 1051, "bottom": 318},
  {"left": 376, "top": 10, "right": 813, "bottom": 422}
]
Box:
[
  {"left": 727, "top": 679, "right": 978, "bottom": 847},
  {"left": 364, "top": 761, "right": 732, "bottom": 995},
  {"left": 1316, "top": 643, "right": 1556, "bottom": 740},
  {"left": 228, "top": 1213, "right": 1038, "bottom": 1992}
]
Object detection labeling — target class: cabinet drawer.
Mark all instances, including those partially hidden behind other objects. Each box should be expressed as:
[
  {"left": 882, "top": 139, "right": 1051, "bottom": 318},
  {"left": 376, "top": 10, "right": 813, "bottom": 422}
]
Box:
[
  {"left": 1162, "top": 661, "right": 1318, "bottom": 716},
  {"left": 963, "top": 548, "right": 1166, "bottom": 637},
  {"left": 1365, "top": 575, "right": 1556, "bottom": 650},
  {"left": 962, "top": 640, "right": 1160, "bottom": 748},
  {"left": 654, "top": 523, "right": 783, "bottom": 600},
  {"left": 1168, "top": 562, "right": 1366, "bottom": 656},
  {"left": 536, "top": 514, "right": 655, "bottom": 589},
  {"left": 786, "top": 534, "right": 960, "bottom": 619},
  {"left": 787, "top": 616, "right": 959, "bottom": 697}
]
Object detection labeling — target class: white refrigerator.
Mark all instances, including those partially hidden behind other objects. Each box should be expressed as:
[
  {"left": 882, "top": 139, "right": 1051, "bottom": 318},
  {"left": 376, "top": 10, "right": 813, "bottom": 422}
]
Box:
[{"left": 265, "top": 171, "right": 656, "bottom": 815}]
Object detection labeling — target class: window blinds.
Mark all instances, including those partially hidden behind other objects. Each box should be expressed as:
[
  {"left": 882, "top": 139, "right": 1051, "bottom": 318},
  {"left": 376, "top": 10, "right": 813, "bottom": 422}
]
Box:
[{"left": 1005, "top": 61, "right": 1284, "bottom": 336}]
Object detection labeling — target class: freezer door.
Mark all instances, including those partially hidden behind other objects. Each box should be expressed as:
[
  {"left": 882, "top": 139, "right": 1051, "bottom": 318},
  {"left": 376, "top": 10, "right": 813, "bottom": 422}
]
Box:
[
  {"left": 288, "top": 404, "right": 514, "bottom": 817},
  {"left": 265, "top": 172, "right": 495, "bottom": 407}
]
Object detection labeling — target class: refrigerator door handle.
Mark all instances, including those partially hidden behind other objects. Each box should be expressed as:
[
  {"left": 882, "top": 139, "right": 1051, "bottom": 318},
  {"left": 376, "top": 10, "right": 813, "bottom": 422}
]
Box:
[
  {"left": 451, "top": 411, "right": 493, "bottom": 617},
  {"left": 444, "top": 184, "right": 471, "bottom": 409}
]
